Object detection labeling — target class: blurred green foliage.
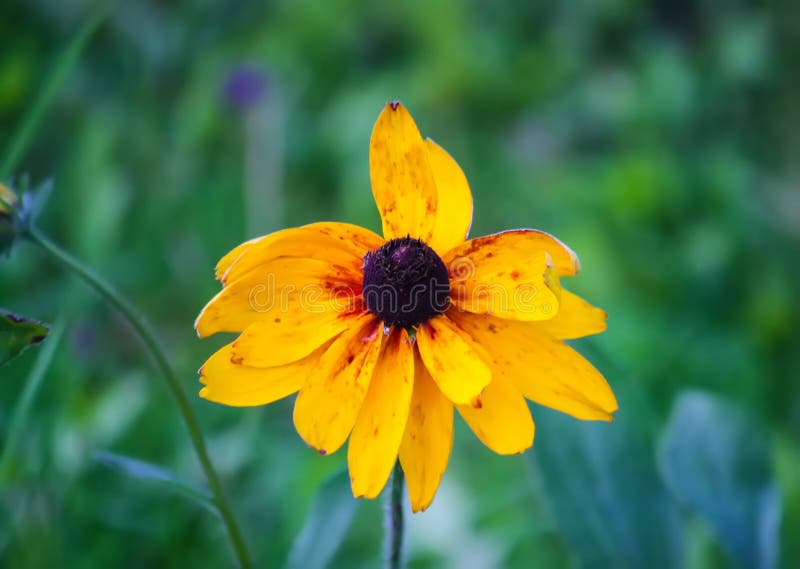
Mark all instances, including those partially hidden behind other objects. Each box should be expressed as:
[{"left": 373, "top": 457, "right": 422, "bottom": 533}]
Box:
[{"left": 1, "top": 0, "right": 799, "bottom": 567}]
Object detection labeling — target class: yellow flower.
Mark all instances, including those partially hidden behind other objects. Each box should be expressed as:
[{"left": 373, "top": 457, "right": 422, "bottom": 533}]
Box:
[{"left": 195, "top": 102, "right": 617, "bottom": 512}]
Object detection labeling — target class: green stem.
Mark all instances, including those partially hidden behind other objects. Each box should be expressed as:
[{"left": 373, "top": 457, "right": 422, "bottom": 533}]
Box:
[
  {"left": 25, "top": 225, "right": 252, "bottom": 569},
  {"left": 386, "top": 462, "right": 405, "bottom": 569}
]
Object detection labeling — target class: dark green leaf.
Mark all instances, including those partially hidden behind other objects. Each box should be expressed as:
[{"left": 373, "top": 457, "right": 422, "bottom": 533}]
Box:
[
  {"left": 531, "top": 400, "right": 685, "bottom": 569},
  {"left": 658, "top": 391, "right": 781, "bottom": 569},
  {"left": 285, "top": 469, "right": 357, "bottom": 569},
  {"left": 0, "top": 311, "right": 49, "bottom": 366},
  {"left": 93, "top": 450, "right": 218, "bottom": 516},
  {"left": 0, "top": 319, "right": 63, "bottom": 481}
]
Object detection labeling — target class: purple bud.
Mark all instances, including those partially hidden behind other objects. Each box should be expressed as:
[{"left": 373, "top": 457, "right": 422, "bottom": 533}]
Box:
[{"left": 223, "top": 64, "right": 267, "bottom": 110}]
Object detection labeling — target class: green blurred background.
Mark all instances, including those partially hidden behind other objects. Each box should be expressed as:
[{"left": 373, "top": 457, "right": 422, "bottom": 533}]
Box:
[{"left": 1, "top": 1, "right": 799, "bottom": 567}]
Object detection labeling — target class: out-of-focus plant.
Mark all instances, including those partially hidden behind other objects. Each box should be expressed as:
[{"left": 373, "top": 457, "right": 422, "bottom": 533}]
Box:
[
  {"left": 0, "top": 180, "right": 253, "bottom": 567},
  {"left": 0, "top": 12, "right": 252, "bottom": 568}
]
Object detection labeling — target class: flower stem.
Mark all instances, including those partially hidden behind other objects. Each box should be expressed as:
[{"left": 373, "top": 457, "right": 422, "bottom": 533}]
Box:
[
  {"left": 25, "top": 225, "right": 252, "bottom": 569},
  {"left": 387, "top": 462, "right": 405, "bottom": 569}
]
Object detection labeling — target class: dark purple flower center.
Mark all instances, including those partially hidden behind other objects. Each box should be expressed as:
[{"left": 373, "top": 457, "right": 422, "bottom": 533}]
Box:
[{"left": 362, "top": 237, "right": 450, "bottom": 329}]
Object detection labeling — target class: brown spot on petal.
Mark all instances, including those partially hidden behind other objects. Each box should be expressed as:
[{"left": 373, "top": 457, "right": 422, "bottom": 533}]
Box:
[
  {"left": 389, "top": 101, "right": 400, "bottom": 110},
  {"left": 319, "top": 449, "right": 327, "bottom": 456},
  {"left": 510, "top": 270, "right": 521, "bottom": 281},
  {"left": 425, "top": 323, "right": 437, "bottom": 340},
  {"left": 230, "top": 355, "right": 244, "bottom": 365}
]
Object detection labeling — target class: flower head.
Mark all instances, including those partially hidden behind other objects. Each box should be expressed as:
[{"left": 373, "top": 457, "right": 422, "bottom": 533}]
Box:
[
  {"left": 195, "top": 102, "right": 617, "bottom": 512},
  {"left": 0, "top": 183, "right": 20, "bottom": 255}
]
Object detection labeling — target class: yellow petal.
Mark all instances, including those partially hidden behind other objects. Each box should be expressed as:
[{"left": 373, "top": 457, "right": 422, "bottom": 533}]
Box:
[
  {"left": 195, "top": 257, "right": 360, "bottom": 338},
  {"left": 230, "top": 309, "right": 359, "bottom": 367},
  {"left": 215, "top": 237, "right": 260, "bottom": 281},
  {"left": 199, "top": 342, "right": 319, "bottom": 406},
  {"left": 293, "top": 314, "right": 383, "bottom": 455},
  {"left": 220, "top": 222, "right": 382, "bottom": 286},
  {"left": 416, "top": 315, "right": 491, "bottom": 405},
  {"left": 534, "top": 289, "right": 607, "bottom": 340},
  {"left": 369, "top": 102, "right": 438, "bottom": 241},
  {"left": 450, "top": 311, "right": 617, "bottom": 421},
  {"left": 446, "top": 244, "right": 561, "bottom": 321},
  {"left": 457, "top": 374, "right": 535, "bottom": 454},
  {"left": 424, "top": 139, "right": 473, "bottom": 255},
  {"left": 348, "top": 329, "right": 415, "bottom": 499},
  {"left": 444, "top": 228, "right": 580, "bottom": 278},
  {"left": 399, "top": 351, "right": 453, "bottom": 512}
]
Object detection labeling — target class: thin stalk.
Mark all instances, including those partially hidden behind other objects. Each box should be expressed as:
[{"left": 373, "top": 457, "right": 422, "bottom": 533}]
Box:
[
  {"left": 24, "top": 225, "right": 252, "bottom": 569},
  {"left": 386, "top": 462, "right": 405, "bottom": 569}
]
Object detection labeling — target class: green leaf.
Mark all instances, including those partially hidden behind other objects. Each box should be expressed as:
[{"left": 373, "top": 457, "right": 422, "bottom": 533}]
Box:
[
  {"left": 0, "top": 318, "right": 63, "bottom": 481},
  {"left": 285, "top": 469, "right": 358, "bottom": 569},
  {"left": 92, "top": 450, "right": 219, "bottom": 516},
  {"left": 658, "top": 391, "right": 781, "bottom": 569},
  {"left": 531, "top": 399, "right": 685, "bottom": 569},
  {"left": 0, "top": 311, "right": 49, "bottom": 366}
]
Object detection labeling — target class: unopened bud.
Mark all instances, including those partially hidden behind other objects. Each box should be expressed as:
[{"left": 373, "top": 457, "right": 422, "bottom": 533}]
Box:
[
  {"left": 0, "top": 183, "right": 17, "bottom": 214},
  {"left": 0, "top": 183, "right": 20, "bottom": 255}
]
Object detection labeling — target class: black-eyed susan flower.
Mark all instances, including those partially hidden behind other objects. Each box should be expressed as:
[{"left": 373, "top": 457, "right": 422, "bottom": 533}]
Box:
[{"left": 195, "top": 102, "right": 617, "bottom": 512}]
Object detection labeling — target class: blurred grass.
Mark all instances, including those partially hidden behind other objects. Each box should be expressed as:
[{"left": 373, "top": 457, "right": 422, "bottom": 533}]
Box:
[
  {"left": 0, "top": 9, "right": 105, "bottom": 179},
  {"left": 1, "top": 1, "right": 799, "bottom": 567}
]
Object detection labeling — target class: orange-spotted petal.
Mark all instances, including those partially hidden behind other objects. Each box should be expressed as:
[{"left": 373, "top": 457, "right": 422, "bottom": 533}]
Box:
[
  {"left": 416, "top": 315, "right": 492, "bottom": 405},
  {"left": 220, "top": 222, "right": 383, "bottom": 286},
  {"left": 348, "top": 328, "right": 415, "bottom": 499},
  {"left": 450, "top": 310, "right": 617, "bottom": 421},
  {"left": 369, "top": 102, "right": 438, "bottom": 242},
  {"left": 230, "top": 309, "right": 359, "bottom": 367},
  {"left": 457, "top": 374, "right": 535, "bottom": 455},
  {"left": 424, "top": 139, "right": 473, "bottom": 255},
  {"left": 195, "top": 257, "right": 360, "bottom": 338},
  {"left": 293, "top": 314, "right": 382, "bottom": 455},
  {"left": 399, "top": 351, "right": 454, "bottom": 512},
  {"left": 199, "top": 342, "right": 320, "bottom": 407},
  {"left": 446, "top": 245, "right": 561, "bottom": 321},
  {"left": 444, "top": 228, "right": 580, "bottom": 278}
]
